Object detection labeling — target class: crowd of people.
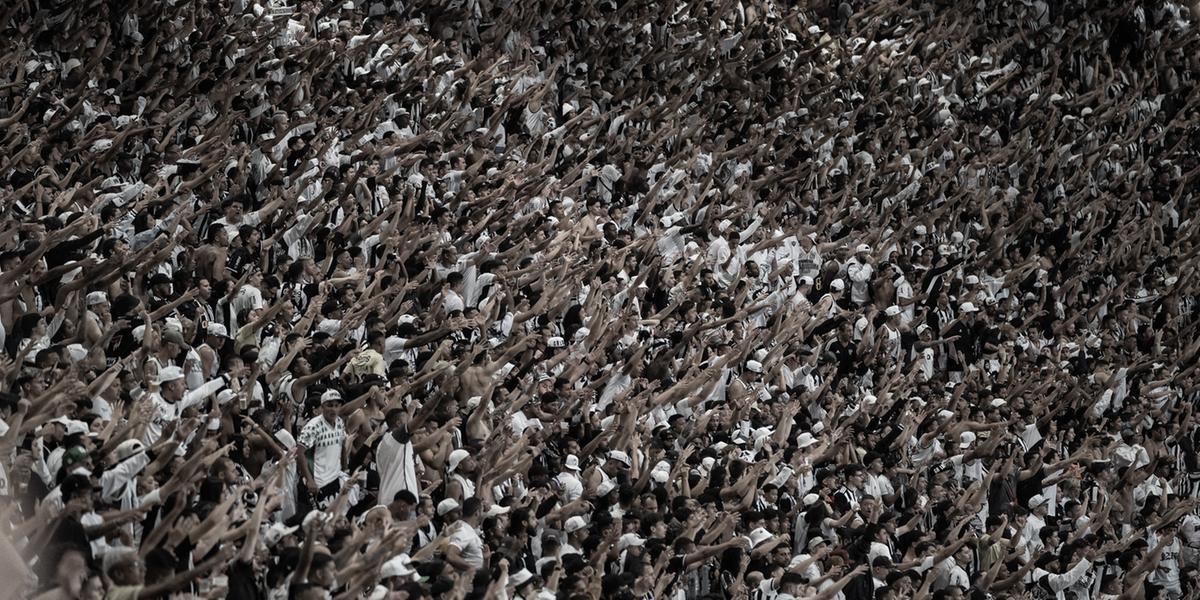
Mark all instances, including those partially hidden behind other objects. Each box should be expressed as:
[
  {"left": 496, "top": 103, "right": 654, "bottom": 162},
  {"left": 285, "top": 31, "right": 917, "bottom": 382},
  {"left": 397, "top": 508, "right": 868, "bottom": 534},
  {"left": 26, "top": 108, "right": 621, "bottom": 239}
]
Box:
[{"left": 2, "top": 0, "right": 1200, "bottom": 598}]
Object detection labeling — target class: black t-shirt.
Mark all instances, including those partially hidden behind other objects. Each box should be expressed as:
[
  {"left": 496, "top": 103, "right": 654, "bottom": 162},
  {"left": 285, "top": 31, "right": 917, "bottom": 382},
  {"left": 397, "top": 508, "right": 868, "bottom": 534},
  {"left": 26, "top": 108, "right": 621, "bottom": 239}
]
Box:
[
  {"left": 227, "top": 558, "right": 265, "bottom": 600},
  {"left": 827, "top": 338, "right": 858, "bottom": 378}
]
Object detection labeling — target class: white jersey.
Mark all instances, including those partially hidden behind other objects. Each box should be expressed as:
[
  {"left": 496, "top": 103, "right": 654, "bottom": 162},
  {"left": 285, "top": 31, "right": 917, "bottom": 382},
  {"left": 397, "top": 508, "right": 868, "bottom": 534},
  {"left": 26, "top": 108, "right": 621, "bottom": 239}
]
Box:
[{"left": 297, "top": 415, "right": 346, "bottom": 487}]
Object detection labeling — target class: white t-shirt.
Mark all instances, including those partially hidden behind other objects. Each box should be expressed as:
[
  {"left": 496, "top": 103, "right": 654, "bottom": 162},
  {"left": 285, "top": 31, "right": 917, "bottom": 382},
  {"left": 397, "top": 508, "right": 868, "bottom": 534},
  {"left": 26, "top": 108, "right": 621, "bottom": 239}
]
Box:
[
  {"left": 449, "top": 522, "right": 485, "bottom": 569},
  {"left": 297, "top": 415, "right": 346, "bottom": 487}
]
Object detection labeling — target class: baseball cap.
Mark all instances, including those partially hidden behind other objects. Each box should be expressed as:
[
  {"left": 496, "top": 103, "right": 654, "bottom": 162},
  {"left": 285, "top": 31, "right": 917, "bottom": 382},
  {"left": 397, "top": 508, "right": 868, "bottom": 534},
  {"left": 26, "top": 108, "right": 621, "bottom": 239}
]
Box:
[
  {"left": 959, "top": 431, "right": 976, "bottom": 448},
  {"left": 161, "top": 329, "right": 188, "bottom": 347},
  {"left": 830, "top": 279, "right": 845, "bottom": 291},
  {"left": 114, "top": 439, "right": 145, "bottom": 462},
  {"left": 436, "top": 498, "right": 460, "bottom": 516},
  {"left": 62, "top": 446, "right": 89, "bottom": 469},
  {"left": 747, "top": 527, "right": 774, "bottom": 548},
  {"left": 564, "top": 516, "right": 588, "bottom": 533},
  {"left": 86, "top": 291, "right": 109, "bottom": 306},
  {"left": 380, "top": 554, "right": 418, "bottom": 580},
  {"left": 510, "top": 568, "right": 534, "bottom": 587},
  {"left": 156, "top": 366, "right": 185, "bottom": 384},
  {"left": 447, "top": 449, "right": 470, "bottom": 473},
  {"left": 483, "top": 504, "right": 510, "bottom": 518},
  {"left": 617, "top": 533, "right": 645, "bottom": 551},
  {"left": 320, "top": 389, "right": 343, "bottom": 404},
  {"left": 608, "top": 450, "right": 632, "bottom": 467},
  {"left": 206, "top": 323, "right": 229, "bottom": 338},
  {"left": 264, "top": 522, "right": 299, "bottom": 547}
]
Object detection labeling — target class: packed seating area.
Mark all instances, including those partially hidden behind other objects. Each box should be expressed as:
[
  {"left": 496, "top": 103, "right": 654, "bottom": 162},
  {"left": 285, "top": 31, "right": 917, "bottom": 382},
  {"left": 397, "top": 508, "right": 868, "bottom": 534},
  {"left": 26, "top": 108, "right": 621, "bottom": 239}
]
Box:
[{"left": 2, "top": 0, "right": 1200, "bottom": 598}]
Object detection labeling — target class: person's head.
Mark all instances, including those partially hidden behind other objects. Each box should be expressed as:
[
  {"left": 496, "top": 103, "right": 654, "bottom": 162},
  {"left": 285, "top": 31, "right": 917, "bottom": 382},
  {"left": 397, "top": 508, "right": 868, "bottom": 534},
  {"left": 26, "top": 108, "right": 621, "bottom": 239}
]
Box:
[
  {"left": 158, "top": 367, "right": 187, "bottom": 402},
  {"left": 320, "top": 389, "right": 343, "bottom": 422},
  {"left": 872, "top": 556, "right": 893, "bottom": 580},
  {"left": 673, "top": 536, "right": 696, "bottom": 556},
  {"left": 104, "top": 548, "right": 145, "bottom": 586},
  {"left": 52, "top": 545, "right": 90, "bottom": 596},
  {"left": 310, "top": 552, "right": 336, "bottom": 587},
  {"left": 223, "top": 197, "right": 245, "bottom": 221},
  {"left": 843, "top": 464, "right": 865, "bottom": 488}
]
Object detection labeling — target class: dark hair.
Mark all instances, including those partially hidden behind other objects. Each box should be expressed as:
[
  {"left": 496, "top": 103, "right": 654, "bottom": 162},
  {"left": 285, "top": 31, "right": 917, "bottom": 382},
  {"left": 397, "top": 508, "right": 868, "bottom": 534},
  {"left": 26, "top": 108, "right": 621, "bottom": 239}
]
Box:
[{"left": 462, "top": 497, "right": 482, "bottom": 518}]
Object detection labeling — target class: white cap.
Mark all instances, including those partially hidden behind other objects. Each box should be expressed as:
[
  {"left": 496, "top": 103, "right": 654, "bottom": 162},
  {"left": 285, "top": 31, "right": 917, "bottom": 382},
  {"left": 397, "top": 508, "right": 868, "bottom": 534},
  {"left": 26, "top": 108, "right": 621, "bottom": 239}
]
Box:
[
  {"left": 855, "top": 243, "right": 872, "bottom": 254},
  {"left": 596, "top": 479, "right": 618, "bottom": 496},
  {"left": 436, "top": 498, "right": 460, "bottom": 516},
  {"left": 274, "top": 429, "right": 296, "bottom": 450},
  {"left": 885, "top": 305, "right": 901, "bottom": 317},
  {"left": 617, "top": 533, "right": 646, "bottom": 551},
  {"left": 510, "top": 568, "right": 534, "bottom": 587},
  {"left": 796, "top": 432, "right": 818, "bottom": 448},
  {"left": 747, "top": 527, "right": 774, "bottom": 548},
  {"left": 914, "top": 224, "right": 927, "bottom": 235},
  {"left": 66, "top": 344, "right": 88, "bottom": 362},
  {"left": 206, "top": 323, "right": 228, "bottom": 337},
  {"left": 86, "top": 291, "right": 108, "bottom": 306},
  {"left": 564, "top": 455, "right": 581, "bottom": 471},
  {"left": 264, "top": 522, "right": 299, "bottom": 547},
  {"left": 608, "top": 450, "right": 632, "bottom": 467},
  {"left": 959, "top": 302, "right": 979, "bottom": 313},
  {"left": 830, "top": 278, "right": 845, "bottom": 291},
  {"left": 217, "top": 389, "right": 237, "bottom": 405},
  {"left": 959, "top": 431, "right": 976, "bottom": 448},
  {"left": 115, "top": 439, "right": 145, "bottom": 461},
  {"left": 546, "top": 336, "right": 566, "bottom": 348},
  {"left": 808, "top": 536, "right": 828, "bottom": 550},
  {"left": 1029, "top": 494, "right": 1050, "bottom": 509},
  {"left": 320, "top": 389, "right": 343, "bottom": 404},
  {"left": 380, "top": 554, "right": 417, "bottom": 580},
  {"left": 483, "top": 504, "right": 511, "bottom": 518},
  {"left": 156, "top": 366, "right": 185, "bottom": 384},
  {"left": 745, "top": 360, "right": 763, "bottom": 373},
  {"left": 802, "top": 493, "right": 820, "bottom": 507},
  {"left": 564, "top": 516, "right": 588, "bottom": 533},
  {"left": 447, "top": 449, "right": 470, "bottom": 473},
  {"left": 65, "top": 420, "right": 89, "bottom": 436}
]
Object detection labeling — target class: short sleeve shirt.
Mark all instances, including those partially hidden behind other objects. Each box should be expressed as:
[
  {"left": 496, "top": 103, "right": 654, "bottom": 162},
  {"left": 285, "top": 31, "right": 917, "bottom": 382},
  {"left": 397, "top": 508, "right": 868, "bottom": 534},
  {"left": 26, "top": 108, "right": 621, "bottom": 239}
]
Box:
[{"left": 297, "top": 416, "right": 345, "bottom": 487}]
